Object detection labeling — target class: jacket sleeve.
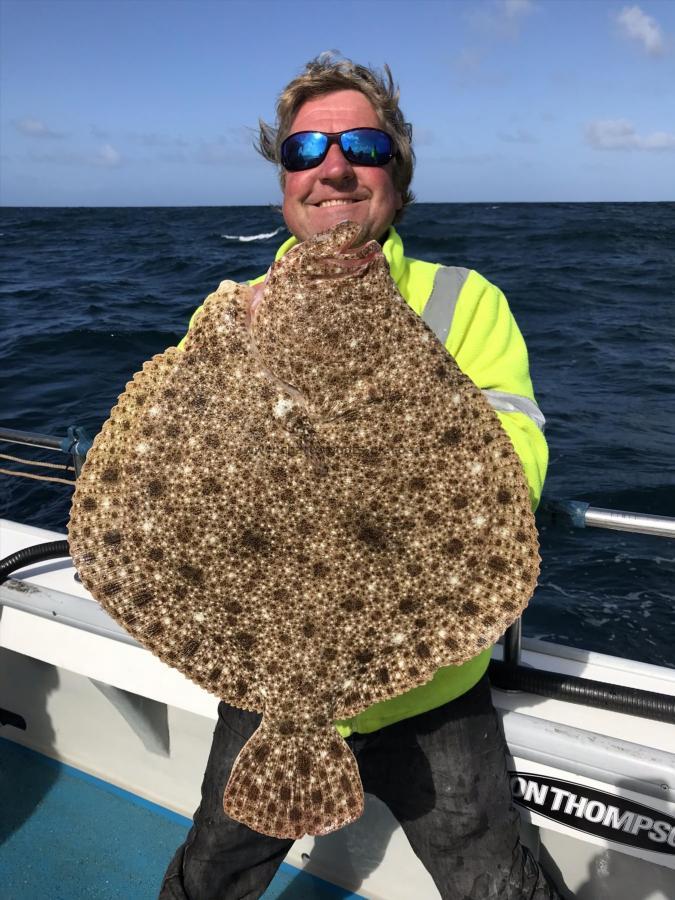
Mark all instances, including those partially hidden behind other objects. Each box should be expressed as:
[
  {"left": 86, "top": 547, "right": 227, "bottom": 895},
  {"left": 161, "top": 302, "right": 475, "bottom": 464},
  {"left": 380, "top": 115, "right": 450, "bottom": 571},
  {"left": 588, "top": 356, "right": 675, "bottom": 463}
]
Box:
[
  {"left": 446, "top": 271, "right": 548, "bottom": 510},
  {"left": 176, "top": 303, "right": 205, "bottom": 351}
]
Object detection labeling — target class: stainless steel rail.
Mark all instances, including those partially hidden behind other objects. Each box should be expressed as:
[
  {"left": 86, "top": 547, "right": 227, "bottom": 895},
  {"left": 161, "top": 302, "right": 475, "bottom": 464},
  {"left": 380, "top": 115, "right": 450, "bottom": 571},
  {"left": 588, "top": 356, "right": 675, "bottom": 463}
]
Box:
[
  {"left": 540, "top": 498, "right": 675, "bottom": 539},
  {"left": 0, "top": 426, "right": 63, "bottom": 452},
  {"left": 503, "top": 500, "right": 675, "bottom": 667},
  {"left": 584, "top": 506, "right": 675, "bottom": 539},
  {"left": 0, "top": 424, "right": 92, "bottom": 477}
]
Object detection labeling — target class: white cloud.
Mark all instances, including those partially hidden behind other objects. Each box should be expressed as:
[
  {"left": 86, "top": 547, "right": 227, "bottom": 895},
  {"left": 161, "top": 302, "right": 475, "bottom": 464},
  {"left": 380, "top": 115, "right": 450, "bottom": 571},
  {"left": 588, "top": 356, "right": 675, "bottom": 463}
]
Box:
[
  {"left": 28, "top": 144, "right": 125, "bottom": 166},
  {"left": 474, "top": 0, "right": 535, "bottom": 36},
  {"left": 127, "top": 131, "right": 189, "bottom": 148},
  {"left": 90, "top": 124, "right": 111, "bottom": 139},
  {"left": 412, "top": 127, "right": 436, "bottom": 147},
  {"left": 455, "top": 48, "right": 484, "bottom": 73},
  {"left": 196, "top": 129, "right": 257, "bottom": 165},
  {"left": 156, "top": 151, "right": 189, "bottom": 164},
  {"left": 28, "top": 150, "right": 84, "bottom": 165},
  {"left": 443, "top": 152, "right": 499, "bottom": 165},
  {"left": 502, "top": 0, "right": 534, "bottom": 19},
  {"left": 498, "top": 126, "right": 538, "bottom": 143},
  {"left": 196, "top": 141, "right": 229, "bottom": 165},
  {"left": 14, "top": 117, "right": 66, "bottom": 139},
  {"left": 585, "top": 119, "right": 675, "bottom": 150},
  {"left": 616, "top": 5, "right": 665, "bottom": 56},
  {"left": 95, "top": 144, "right": 122, "bottom": 167}
]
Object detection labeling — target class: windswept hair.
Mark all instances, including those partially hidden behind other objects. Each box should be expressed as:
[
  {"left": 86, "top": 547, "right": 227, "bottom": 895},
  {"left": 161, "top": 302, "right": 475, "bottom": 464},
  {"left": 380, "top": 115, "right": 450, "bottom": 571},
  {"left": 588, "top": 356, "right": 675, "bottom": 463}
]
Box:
[{"left": 257, "top": 52, "right": 415, "bottom": 220}]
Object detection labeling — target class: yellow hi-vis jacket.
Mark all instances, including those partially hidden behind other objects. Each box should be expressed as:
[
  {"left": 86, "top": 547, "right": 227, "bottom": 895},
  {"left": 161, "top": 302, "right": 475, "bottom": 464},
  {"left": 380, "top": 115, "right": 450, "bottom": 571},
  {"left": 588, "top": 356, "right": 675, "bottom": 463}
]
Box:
[{"left": 178, "top": 226, "right": 548, "bottom": 737}]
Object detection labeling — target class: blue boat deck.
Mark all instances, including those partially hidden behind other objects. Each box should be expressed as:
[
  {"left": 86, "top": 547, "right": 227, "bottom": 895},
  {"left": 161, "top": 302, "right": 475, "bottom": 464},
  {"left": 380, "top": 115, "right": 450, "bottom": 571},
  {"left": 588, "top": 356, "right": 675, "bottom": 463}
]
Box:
[{"left": 0, "top": 738, "right": 361, "bottom": 899}]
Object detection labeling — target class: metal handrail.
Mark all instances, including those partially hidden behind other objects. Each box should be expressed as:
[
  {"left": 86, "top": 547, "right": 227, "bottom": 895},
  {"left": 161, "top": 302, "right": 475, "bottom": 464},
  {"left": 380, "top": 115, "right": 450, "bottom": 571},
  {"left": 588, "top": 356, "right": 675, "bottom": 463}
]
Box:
[
  {"left": 542, "top": 499, "right": 675, "bottom": 540},
  {"left": 503, "top": 499, "right": 675, "bottom": 667},
  {"left": 0, "top": 424, "right": 92, "bottom": 477},
  {"left": 0, "top": 427, "right": 64, "bottom": 452}
]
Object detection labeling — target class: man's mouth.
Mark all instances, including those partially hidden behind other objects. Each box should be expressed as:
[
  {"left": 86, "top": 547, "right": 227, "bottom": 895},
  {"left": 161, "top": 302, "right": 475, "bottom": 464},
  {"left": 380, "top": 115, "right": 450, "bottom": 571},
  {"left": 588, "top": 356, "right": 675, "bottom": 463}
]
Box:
[{"left": 314, "top": 199, "right": 362, "bottom": 208}]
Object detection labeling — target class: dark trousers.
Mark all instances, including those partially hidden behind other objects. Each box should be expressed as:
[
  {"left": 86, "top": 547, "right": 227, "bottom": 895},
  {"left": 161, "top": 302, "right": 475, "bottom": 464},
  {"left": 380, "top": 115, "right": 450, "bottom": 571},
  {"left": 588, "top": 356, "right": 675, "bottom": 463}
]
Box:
[{"left": 159, "top": 676, "right": 560, "bottom": 899}]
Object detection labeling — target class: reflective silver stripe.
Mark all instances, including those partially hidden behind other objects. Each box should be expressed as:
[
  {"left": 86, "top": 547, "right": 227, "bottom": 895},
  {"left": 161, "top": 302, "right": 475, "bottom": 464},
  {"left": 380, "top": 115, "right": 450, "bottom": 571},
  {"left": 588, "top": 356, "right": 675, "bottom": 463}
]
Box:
[
  {"left": 422, "top": 265, "right": 470, "bottom": 345},
  {"left": 421, "top": 267, "right": 546, "bottom": 433},
  {"left": 482, "top": 389, "right": 546, "bottom": 432}
]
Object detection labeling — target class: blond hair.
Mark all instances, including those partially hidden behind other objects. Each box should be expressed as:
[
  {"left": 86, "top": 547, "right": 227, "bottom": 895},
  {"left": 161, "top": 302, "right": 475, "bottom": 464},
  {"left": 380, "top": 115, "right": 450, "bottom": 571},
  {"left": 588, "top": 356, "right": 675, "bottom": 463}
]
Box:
[{"left": 257, "top": 52, "right": 415, "bottom": 220}]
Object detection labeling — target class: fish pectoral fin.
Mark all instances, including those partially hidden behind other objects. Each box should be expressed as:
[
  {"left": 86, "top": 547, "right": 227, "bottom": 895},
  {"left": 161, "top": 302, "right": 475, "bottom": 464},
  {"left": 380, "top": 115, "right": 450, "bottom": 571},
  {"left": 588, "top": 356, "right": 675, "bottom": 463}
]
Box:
[{"left": 222, "top": 716, "right": 363, "bottom": 839}]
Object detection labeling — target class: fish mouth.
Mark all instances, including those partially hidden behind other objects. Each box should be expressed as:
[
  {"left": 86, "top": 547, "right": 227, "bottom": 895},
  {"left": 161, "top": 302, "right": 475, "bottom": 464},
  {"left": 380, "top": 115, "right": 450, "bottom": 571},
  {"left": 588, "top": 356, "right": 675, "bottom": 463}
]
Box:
[
  {"left": 337, "top": 239, "right": 380, "bottom": 265},
  {"left": 308, "top": 221, "right": 381, "bottom": 270},
  {"left": 335, "top": 223, "right": 379, "bottom": 259}
]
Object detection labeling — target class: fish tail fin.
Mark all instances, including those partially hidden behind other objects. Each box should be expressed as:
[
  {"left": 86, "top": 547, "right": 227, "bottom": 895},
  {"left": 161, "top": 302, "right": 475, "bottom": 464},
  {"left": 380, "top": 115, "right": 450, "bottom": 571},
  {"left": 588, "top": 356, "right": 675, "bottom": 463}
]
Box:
[{"left": 223, "top": 717, "right": 363, "bottom": 839}]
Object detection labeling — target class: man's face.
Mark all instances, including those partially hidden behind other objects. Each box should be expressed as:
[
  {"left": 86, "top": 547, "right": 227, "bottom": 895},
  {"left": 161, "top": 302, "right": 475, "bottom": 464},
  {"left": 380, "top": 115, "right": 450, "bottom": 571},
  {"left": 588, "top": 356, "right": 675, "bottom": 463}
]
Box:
[{"left": 281, "top": 90, "right": 403, "bottom": 245}]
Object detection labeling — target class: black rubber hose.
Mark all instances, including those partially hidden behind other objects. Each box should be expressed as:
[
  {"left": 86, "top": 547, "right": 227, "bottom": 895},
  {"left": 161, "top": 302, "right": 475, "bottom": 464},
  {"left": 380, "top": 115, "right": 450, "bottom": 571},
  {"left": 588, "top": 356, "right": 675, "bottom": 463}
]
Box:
[
  {"left": 0, "top": 541, "right": 70, "bottom": 585},
  {"left": 0, "top": 707, "right": 26, "bottom": 730},
  {"left": 489, "top": 659, "right": 675, "bottom": 724}
]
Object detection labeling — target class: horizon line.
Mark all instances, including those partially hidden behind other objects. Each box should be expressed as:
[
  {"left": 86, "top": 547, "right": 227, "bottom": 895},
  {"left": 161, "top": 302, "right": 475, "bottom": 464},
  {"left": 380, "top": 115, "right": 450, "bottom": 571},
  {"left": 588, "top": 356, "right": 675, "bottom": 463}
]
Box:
[{"left": 2, "top": 199, "right": 674, "bottom": 209}]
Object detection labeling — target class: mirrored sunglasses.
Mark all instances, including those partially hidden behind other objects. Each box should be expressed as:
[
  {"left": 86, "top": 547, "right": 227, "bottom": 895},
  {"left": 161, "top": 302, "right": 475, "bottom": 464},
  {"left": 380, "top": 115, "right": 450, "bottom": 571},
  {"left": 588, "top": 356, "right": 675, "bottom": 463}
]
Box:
[{"left": 280, "top": 128, "right": 395, "bottom": 172}]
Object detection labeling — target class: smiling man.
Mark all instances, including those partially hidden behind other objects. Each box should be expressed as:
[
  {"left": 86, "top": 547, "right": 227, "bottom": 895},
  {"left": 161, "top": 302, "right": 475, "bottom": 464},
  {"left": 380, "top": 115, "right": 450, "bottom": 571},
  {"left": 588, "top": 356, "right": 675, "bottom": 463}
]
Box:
[
  {"left": 280, "top": 90, "right": 403, "bottom": 243},
  {"left": 160, "top": 54, "right": 559, "bottom": 900}
]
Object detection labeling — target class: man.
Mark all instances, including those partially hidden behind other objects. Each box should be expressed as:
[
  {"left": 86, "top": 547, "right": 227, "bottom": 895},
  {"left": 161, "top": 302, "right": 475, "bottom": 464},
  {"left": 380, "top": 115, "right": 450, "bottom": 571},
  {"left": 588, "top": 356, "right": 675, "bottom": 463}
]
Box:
[{"left": 161, "top": 54, "right": 558, "bottom": 899}]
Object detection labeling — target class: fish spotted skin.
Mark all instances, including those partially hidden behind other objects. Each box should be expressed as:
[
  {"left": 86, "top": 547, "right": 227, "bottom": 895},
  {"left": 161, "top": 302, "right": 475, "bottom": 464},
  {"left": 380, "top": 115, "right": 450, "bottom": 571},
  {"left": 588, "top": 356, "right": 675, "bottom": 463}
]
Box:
[{"left": 68, "top": 221, "right": 539, "bottom": 839}]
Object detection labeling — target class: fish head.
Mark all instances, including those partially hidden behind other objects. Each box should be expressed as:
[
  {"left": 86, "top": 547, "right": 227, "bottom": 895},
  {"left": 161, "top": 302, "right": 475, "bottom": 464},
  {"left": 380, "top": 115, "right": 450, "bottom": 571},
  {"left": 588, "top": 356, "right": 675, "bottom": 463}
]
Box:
[
  {"left": 248, "top": 222, "right": 397, "bottom": 405},
  {"left": 249, "top": 221, "right": 383, "bottom": 319}
]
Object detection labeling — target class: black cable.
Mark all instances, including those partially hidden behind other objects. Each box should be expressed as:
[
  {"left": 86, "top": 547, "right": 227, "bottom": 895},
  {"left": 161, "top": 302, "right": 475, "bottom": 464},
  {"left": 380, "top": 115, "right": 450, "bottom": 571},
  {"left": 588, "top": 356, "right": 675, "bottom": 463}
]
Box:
[
  {"left": 0, "top": 707, "right": 26, "bottom": 730},
  {"left": 489, "top": 659, "right": 675, "bottom": 724},
  {"left": 0, "top": 541, "right": 70, "bottom": 585}
]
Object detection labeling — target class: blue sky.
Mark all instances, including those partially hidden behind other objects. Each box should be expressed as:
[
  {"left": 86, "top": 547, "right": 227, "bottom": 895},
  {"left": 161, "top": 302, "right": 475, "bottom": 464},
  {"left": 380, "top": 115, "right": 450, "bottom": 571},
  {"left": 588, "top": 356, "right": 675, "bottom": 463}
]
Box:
[{"left": 1, "top": 0, "right": 673, "bottom": 205}]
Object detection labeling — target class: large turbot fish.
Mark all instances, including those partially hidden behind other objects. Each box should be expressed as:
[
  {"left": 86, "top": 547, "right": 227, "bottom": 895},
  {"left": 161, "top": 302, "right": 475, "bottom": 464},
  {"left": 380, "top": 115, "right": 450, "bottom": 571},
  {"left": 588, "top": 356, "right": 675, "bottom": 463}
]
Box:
[{"left": 68, "top": 221, "right": 539, "bottom": 840}]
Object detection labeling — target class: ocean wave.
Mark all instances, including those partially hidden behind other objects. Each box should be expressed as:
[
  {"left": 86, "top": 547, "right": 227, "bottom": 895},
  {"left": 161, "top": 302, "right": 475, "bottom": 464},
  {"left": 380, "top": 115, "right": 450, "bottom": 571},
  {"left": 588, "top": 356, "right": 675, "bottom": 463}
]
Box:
[{"left": 222, "top": 226, "right": 285, "bottom": 242}]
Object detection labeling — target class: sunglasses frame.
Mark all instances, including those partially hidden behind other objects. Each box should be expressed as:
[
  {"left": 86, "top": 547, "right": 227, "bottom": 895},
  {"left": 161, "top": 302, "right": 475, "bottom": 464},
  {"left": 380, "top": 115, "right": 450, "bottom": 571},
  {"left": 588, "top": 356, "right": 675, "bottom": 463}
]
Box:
[{"left": 280, "top": 128, "right": 396, "bottom": 172}]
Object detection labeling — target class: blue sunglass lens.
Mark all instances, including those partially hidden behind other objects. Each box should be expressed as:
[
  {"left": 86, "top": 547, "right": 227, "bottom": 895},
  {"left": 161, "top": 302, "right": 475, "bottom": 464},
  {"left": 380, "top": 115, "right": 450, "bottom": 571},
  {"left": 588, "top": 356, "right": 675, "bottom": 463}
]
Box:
[
  {"left": 341, "top": 129, "right": 393, "bottom": 165},
  {"left": 281, "top": 132, "right": 328, "bottom": 170}
]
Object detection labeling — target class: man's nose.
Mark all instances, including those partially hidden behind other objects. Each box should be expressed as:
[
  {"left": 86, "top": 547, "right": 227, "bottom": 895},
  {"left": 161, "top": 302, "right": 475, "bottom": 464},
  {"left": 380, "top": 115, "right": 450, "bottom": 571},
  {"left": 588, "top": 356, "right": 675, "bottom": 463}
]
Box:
[{"left": 319, "top": 142, "right": 355, "bottom": 181}]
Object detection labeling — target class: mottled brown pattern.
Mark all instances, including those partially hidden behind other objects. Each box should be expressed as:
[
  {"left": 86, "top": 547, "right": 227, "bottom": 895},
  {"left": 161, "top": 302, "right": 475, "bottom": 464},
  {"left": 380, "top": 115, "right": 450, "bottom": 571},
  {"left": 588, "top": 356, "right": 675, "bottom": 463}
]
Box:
[{"left": 68, "top": 221, "right": 539, "bottom": 841}]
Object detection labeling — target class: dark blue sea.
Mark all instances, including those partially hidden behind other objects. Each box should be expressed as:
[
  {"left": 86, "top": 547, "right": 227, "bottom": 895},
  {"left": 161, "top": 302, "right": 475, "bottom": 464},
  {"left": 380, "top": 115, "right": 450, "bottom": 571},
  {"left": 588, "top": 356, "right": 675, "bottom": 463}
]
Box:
[{"left": 1, "top": 203, "right": 674, "bottom": 668}]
